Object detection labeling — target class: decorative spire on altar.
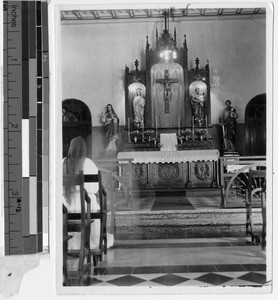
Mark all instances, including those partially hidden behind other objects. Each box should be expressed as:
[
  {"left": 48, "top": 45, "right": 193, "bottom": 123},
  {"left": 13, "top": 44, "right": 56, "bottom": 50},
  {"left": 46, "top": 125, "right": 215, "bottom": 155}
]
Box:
[{"left": 156, "top": 9, "right": 177, "bottom": 62}]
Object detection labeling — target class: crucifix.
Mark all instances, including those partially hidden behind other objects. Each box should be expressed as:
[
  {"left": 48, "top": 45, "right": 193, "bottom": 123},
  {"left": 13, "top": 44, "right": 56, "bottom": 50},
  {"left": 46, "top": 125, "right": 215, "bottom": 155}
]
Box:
[{"left": 156, "top": 69, "right": 178, "bottom": 114}]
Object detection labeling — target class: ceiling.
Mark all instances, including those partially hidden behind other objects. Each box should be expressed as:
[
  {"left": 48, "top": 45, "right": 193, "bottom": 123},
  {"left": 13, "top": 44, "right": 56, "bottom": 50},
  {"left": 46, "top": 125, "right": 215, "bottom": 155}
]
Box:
[{"left": 60, "top": 8, "right": 266, "bottom": 22}]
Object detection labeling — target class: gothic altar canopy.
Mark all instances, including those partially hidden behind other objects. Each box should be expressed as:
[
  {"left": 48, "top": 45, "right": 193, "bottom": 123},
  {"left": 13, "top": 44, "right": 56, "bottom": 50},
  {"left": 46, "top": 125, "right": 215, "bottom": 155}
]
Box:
[{"left": 124, "top": 9, "right": 213, "bottom": 152}]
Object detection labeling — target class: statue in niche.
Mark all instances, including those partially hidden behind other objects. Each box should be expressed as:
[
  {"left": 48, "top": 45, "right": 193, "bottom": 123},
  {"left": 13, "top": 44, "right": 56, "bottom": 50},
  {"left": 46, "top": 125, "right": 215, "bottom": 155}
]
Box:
[
  {"left": 100, "top": 104, "right": 120, "bottom": 152},
  {"left": 191, "top": 87, "right": 205, "bottom": 125},
  {"left": 133, "top": 88, "right": 145, "bottom": 127},
  {"left": 219, "top": 99, "right": 238, "bottom": 151}
]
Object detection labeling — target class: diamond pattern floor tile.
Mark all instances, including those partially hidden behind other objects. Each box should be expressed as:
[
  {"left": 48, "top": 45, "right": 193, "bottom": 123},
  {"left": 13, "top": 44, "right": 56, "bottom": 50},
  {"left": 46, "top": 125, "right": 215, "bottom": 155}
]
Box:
[
  {"left": 194, "top": 272, "right": 233, "bottom": 286},
  {"left": 238, "top": 272, "right": 267, "bottom": 285},
  {"left": 106, "top": 275, "right": 145, "bottom": 286},
  {"left": 150, "top": 273, "right": 189, "bottom": 286}
]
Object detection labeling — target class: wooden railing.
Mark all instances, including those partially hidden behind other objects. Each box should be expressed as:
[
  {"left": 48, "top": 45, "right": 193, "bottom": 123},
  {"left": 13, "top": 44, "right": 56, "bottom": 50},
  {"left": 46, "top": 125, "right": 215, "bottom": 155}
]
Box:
[{"left": 219, "top": 155, "right": 266, "bottom": 207}]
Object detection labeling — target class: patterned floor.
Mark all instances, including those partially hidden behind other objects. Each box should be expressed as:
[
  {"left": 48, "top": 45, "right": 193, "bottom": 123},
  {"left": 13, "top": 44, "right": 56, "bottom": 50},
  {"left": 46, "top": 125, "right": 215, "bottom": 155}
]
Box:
[
  {"left": 69, "top": 265, "right": 267, "bottom": 287},
  {"left": 67, "top": 237, "right": 269, "bottom": 288},
  {"left": 66, "top": 195, "right": 268, "bottom": 291}
]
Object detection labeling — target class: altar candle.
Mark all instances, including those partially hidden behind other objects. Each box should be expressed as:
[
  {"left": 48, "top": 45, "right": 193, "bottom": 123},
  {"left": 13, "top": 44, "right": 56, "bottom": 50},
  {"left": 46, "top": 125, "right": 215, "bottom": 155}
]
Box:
[
  {"left": 128, "top": 117, "right": 130, "bottom": 141},
  {"left": 205, "top": 116, "right": 208, "bottom": 128},
  {"left": 142, "top": 122, "right": 144, "bottom": 141},
  {"left": 155, "top": 116, "right": 158, "bottom": 137},
  {"left": 192, "top": 118, "right": 195, "bottom": 140},
  {"left": 178, "top": 115, "right": 180, "bottom": 135}
]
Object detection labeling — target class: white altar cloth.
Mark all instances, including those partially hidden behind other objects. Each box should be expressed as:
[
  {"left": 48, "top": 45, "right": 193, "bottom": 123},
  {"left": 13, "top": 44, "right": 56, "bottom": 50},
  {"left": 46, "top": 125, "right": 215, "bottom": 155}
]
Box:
[
  {"left": 160, "top": 133, "right": 177, "bottom": 151},
  {"left": 117, "top": 149, "right": 220, "bottom": 164}
]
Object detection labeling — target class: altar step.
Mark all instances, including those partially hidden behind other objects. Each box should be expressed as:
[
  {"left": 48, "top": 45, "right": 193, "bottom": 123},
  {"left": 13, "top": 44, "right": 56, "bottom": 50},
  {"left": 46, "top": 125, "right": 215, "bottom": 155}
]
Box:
[
  {"left": 108, "top": 208, "right": 263, "bottom": 238},
  {"left": 132, "top": 187, "right": 221, "bottom": 197},
  {"left": 185, "top": 187, "right": 221, "bottom": 197}
]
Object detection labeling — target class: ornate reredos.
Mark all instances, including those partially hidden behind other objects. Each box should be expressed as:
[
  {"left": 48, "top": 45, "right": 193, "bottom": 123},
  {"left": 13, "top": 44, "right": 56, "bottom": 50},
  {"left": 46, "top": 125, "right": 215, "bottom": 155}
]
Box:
[{"left": 125, "top": 9, "right": 211, "bottom": 129}]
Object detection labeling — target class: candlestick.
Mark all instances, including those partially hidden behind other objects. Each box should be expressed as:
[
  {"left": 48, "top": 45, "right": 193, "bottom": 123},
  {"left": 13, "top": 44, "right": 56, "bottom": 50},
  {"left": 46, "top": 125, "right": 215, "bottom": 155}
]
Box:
[
  {"left": 205, "top": 116, "right": 208, "bottom": 128},
  {"left": 128, "top": 117, "right": 130, "bottom": 142},
  {"left": 192, "top": 118, "right": 195, "bottom": 140},
  {"left": 142, "top": 122, "right": 144, "bottom": 142},
  {"left": 155, "top": 116, "right": 158, "bottom": 137}
]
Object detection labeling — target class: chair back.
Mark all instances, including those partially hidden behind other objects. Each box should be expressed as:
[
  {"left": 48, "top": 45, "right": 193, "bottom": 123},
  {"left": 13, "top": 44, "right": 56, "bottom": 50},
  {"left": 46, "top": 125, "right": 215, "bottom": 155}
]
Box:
[
  {"left": 63, "top": 171, "right": 86, "bottom": 224},
  {"left": 84, "top": 171, "right": 107, "bottom": 211}
]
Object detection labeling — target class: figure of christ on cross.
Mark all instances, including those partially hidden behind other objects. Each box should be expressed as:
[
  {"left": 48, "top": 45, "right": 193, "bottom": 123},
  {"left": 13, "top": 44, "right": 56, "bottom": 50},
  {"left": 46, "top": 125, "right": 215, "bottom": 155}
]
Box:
[{"left": 156, "top": 69, "right": 178, "bottom": 114}]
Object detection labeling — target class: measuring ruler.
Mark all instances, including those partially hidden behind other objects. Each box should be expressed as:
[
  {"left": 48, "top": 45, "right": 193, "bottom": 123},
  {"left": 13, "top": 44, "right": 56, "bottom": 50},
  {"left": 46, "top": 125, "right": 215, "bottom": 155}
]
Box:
[{"left": 3, "top": 1, "right": 49, "bottom": 255}]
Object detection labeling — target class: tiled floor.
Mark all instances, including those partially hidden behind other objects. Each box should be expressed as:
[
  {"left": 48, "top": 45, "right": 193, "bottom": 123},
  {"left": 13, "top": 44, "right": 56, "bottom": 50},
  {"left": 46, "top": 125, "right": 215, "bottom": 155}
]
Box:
[
  {"left": 66, "top": 195, "right": 269, "bottom": 291},
  {"left": 67, "top": 237, "right": 268, "bottom": 288}
]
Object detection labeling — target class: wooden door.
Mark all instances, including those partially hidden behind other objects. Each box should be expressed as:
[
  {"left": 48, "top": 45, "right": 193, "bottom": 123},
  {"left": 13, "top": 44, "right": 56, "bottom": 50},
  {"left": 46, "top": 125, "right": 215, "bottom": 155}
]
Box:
[{"left": 245, "top": 94, "right": 266, "bottom": 155}]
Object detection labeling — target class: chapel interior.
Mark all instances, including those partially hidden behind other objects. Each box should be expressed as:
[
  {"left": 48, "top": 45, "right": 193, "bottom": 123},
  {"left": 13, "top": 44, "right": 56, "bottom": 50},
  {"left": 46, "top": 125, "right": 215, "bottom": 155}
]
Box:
[{"left": 61, "top": 7, "right": 268, "bottom": 288}]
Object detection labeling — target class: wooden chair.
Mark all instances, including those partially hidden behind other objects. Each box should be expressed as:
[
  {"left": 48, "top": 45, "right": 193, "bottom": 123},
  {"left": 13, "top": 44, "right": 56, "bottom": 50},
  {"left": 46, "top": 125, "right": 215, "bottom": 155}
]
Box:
[
  {"left": 63, "top": 170, "right": 94, "bottom": 286},
  {"left": 63, "top": 171, "right": 108, "bottom": 285},
  {"left": 245, "top": 168, "right": 266, "bottom": 247},
  {"left": 63, "top": 204, "right": 72, "bottom": 286}
]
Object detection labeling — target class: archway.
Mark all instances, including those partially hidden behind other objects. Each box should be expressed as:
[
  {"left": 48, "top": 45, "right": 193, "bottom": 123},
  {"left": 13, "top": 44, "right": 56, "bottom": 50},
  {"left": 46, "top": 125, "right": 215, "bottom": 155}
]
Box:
[
  {"left": 245, "top": 94, "right": 266, "bottom": 155},
  {"left": 62, "top": 99, "right": 92, "bottom": 157}
]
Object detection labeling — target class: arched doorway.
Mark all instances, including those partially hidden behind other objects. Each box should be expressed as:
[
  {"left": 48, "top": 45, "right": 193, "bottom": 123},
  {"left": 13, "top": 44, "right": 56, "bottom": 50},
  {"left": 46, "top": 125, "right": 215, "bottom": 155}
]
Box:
[
  {"left": 245, "top": 94, "right": 266, "bottom": 155},
  {"left": 62, "top": 99, "right": 92, "bottom": 157}
]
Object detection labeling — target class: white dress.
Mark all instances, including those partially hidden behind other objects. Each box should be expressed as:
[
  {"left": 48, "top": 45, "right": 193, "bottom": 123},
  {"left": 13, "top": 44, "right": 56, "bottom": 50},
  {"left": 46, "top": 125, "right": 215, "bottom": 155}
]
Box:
[{"left": 63, "top": 157, "right": 114, "bottom": 250}]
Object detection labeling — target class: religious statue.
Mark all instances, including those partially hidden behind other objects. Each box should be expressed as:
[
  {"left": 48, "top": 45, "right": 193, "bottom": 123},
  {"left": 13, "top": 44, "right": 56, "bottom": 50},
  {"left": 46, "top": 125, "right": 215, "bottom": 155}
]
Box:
[
  {"left": 133, "top": 88, "right": 145, "bottom": 127},
  {"left": 100, "top": 104, "right": 120, "bottom": 152},
  {"left": 191, "top": 87, "right": 205, "bottom": 125},
  {"left": 219, "top": 100, "right": 238, "bottom": 151}
]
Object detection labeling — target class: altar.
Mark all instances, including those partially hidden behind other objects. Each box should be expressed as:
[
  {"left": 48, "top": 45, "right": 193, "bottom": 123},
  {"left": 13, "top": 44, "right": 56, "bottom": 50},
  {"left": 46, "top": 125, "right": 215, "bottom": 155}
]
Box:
[
  {"left": 119, "top": 10, "right": 220, "bottom": 191},
  {"left": 117, "top": 149, "right": 219, "bottom": 190}
]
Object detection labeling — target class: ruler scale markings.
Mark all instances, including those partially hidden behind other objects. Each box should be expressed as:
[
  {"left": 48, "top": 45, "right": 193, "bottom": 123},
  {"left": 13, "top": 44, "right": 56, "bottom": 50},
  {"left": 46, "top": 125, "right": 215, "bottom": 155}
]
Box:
[
  {"left": 4, "top": 1, "right": 48, "bottom": 254},
  {"left": 41, "top": 1, "right": 49, "bottom": 250},
  {"left": 5, "top": 1, "right": 23, "bottom": 254}
]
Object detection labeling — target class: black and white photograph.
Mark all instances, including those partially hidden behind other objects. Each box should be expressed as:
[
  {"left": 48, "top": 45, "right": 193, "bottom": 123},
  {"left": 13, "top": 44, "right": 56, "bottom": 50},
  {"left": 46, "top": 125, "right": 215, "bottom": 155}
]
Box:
[
  {"left": 0, "top": 0, "right": 277, "bottom": 299},
  {"left": 59, "top": 1, "right": 271, "bottom": 293}
]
